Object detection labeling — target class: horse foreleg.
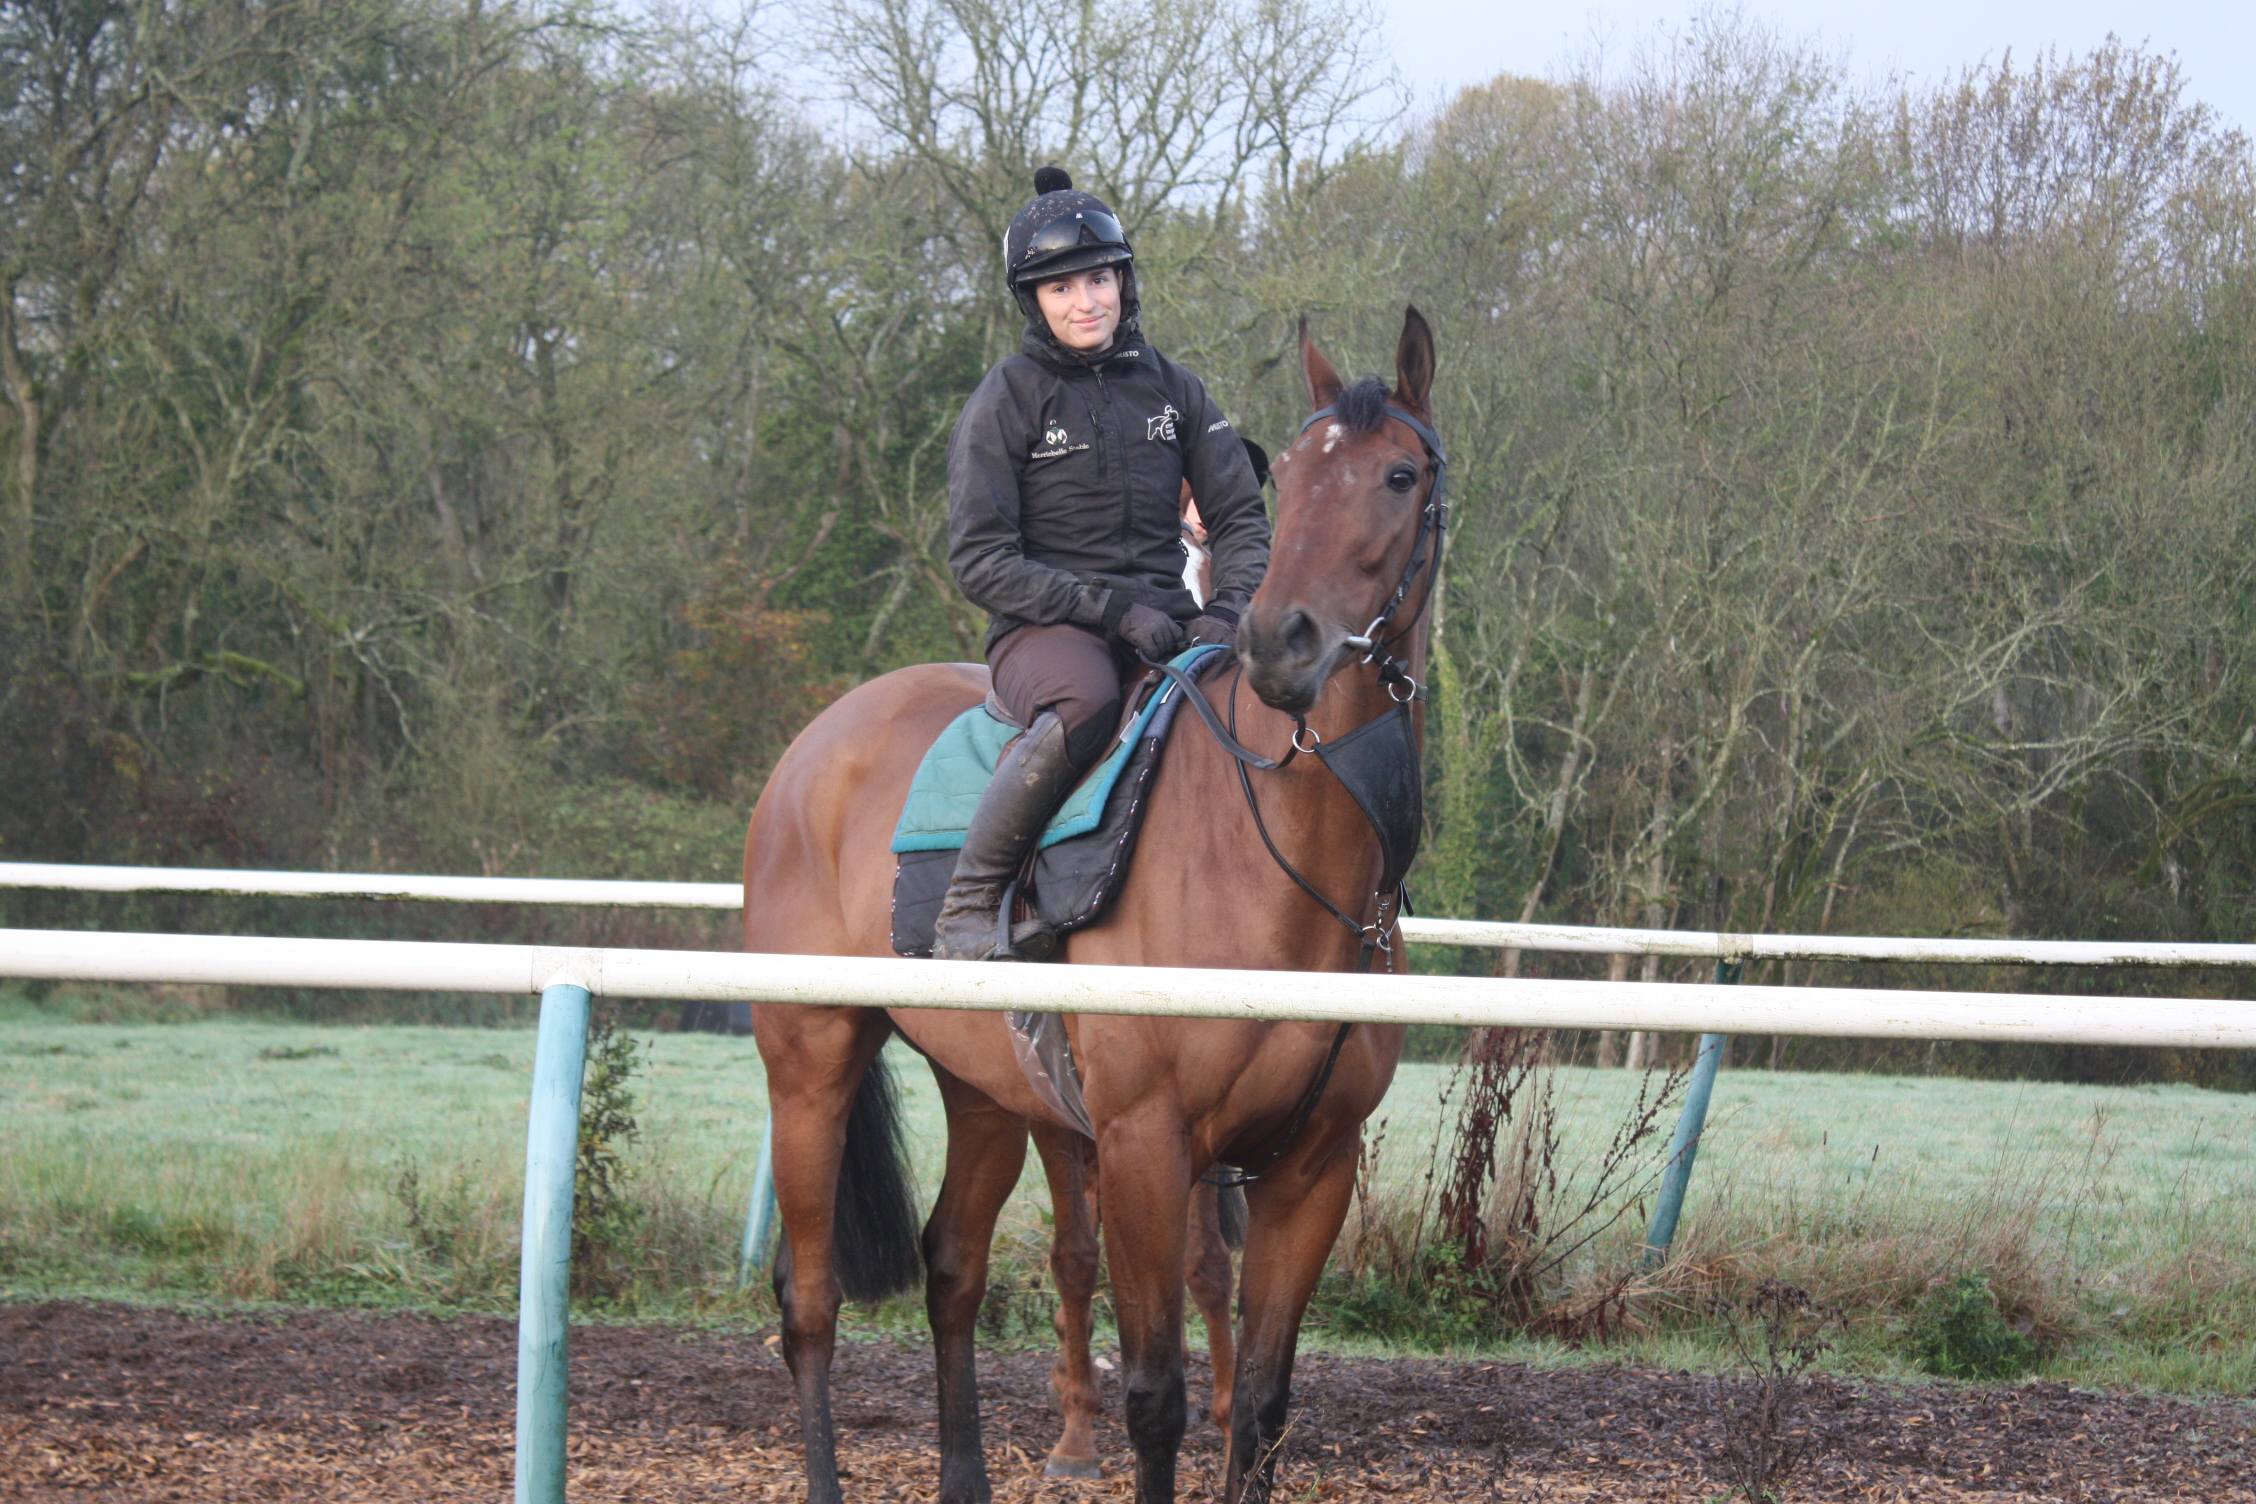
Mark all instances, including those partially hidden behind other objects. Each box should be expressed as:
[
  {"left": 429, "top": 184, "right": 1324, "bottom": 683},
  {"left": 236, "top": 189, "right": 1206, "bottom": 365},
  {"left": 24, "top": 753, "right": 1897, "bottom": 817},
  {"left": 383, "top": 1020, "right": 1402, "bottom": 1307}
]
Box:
[
  {"left": 1031, "top": 1123, "right": 1104, "bottom": 1479},
  {"left": 1185, "top": 1180, "right": 1237, "bottom": 1432},
  {"left": 755, "top": 1005, "right": 893, "bottom": 1504},
  {"left": 924, "top": 1064, "right": 1032, "bottom": 1504},
  {"left": 1226, "top": 1144, "right": 1359, "bottom": 1504},
  {"left": 1098, "top": 1125, "right": 1193, "bottom": 1504}
]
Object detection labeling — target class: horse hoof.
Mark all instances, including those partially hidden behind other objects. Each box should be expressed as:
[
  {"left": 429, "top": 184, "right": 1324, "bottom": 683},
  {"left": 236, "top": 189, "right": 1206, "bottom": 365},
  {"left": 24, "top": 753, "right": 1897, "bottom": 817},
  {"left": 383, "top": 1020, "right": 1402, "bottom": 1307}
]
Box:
[{"left": 1044, "top": 1455, "right": 1103, "bottom": 1480}]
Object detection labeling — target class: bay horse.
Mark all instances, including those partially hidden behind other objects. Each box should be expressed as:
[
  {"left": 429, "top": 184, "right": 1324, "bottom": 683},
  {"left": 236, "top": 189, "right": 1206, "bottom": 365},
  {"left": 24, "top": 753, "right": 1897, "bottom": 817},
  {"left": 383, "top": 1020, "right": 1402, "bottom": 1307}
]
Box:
[{"left": 744, "top": 307, "right": 1442, "bottom": 1504}]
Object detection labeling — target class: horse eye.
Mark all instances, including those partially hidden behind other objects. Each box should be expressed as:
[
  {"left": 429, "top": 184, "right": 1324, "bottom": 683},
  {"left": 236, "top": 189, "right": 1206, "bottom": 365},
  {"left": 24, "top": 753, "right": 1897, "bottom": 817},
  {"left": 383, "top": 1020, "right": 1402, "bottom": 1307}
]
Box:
[{"left": 1385, "top": 466, "right": 1418, "bottom": 493}]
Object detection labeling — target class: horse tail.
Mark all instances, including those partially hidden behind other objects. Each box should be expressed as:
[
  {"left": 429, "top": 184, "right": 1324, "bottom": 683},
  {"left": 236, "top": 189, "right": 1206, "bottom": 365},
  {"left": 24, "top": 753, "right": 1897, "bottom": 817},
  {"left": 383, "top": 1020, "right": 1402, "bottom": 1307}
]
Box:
[
  {"left": 833, "top": 1050, "right": 924, "bottom": 1302},
  {"left": 1216, "top": 1180, "right": 1248, "bottom": 1251}
]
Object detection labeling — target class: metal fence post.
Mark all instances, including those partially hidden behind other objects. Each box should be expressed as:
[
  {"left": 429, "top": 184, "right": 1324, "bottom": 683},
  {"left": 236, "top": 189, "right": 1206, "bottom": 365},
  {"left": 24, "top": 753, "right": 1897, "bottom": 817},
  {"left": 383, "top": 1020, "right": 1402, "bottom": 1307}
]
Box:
[
  {"left": 517, "top": 981, "right": 591, "bottom": 1504},
  {"left": 738, "top": 1115, "right": 778, "bottom": 1283},
  {"left": 1641, "top": 958, "right": 1742, "bottom": 1267}
]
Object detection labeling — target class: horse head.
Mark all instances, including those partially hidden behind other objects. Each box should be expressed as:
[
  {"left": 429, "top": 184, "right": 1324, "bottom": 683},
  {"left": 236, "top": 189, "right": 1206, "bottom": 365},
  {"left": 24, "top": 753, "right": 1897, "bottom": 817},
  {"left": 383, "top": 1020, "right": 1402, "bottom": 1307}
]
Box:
[{"left": 1242, "top": 306, "right": 1440, "bottom": 716}]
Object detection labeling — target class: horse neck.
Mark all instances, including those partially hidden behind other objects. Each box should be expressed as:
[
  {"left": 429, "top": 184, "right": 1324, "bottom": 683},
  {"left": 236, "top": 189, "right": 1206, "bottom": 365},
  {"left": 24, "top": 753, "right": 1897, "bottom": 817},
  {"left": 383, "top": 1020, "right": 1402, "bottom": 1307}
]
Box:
[{"left": 1206, "top": 630, "right": 1427, "bottom": 957}]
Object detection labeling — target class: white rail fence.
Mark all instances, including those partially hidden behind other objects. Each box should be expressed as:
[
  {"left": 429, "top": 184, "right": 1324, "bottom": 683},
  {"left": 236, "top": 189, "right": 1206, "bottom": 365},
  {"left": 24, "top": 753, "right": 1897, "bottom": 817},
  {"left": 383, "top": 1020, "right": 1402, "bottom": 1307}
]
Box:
[
  {"left": 6, "top": 862, "right": 2256, "bottom": 1504},
  {"left": 13, "top": 860, "right": 2256, "bottom": 968},
  {"left": 12, "top": 927, "right": 2256, "bottom": 1044}
]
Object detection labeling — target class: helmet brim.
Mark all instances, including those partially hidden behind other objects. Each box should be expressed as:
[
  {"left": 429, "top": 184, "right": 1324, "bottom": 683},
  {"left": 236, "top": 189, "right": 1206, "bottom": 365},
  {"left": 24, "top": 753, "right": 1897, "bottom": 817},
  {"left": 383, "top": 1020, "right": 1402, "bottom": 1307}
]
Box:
[{"left": 1011, "top": 243, "right": 1133, "bottom": 286}]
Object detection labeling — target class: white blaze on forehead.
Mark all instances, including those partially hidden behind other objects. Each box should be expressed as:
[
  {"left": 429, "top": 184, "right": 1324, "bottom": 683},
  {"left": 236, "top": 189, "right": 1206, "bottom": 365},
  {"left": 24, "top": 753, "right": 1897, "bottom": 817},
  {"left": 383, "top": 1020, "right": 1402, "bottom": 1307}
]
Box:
[{"left": 1321, "top": 422, "right": 1344, "bottom": 453}]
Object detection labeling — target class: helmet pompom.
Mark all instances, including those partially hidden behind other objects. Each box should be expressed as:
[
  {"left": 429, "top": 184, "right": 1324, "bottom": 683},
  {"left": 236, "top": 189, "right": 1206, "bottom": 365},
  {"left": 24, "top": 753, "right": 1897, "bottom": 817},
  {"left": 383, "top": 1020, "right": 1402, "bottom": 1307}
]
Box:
[{"left": 1032, "top": 165, "right": 1073, "bottom": 195}]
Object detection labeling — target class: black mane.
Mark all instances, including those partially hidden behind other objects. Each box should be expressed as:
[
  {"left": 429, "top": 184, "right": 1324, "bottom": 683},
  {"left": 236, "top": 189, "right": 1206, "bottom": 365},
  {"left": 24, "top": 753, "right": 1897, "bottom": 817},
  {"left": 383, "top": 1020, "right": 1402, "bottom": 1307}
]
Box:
[{"left": 1334, "top": 377, "right": 1393, "bottom": 433}]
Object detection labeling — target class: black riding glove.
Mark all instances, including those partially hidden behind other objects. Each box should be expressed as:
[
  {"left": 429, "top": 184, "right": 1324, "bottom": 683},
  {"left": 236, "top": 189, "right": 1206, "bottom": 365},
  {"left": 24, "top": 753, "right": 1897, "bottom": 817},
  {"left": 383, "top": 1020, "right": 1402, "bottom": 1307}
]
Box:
[
  {"left": 1187, "top": 613, "right": 1238, "bottom": 649},
  {"left": 1108, "top": 600, "right": 1185, "bottom": 662}
]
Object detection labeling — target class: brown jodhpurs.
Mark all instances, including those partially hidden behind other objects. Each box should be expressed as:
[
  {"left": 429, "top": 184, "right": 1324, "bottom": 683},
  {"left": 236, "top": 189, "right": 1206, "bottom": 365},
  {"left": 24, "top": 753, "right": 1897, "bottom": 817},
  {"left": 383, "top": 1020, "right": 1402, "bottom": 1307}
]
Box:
[{"left": 987, "top": 623, "right": 1133, "bottom": 770}]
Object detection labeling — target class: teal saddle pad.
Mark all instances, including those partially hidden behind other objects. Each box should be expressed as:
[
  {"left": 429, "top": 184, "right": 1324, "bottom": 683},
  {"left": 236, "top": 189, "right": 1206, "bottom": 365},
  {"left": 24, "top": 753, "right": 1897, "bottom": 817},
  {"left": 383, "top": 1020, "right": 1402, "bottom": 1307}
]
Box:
[
  {"left": 891, "top": 643, "right": 1228, "bottom": 854},
  {"left": 888, "top": 643, "right": 1229, "bottom": 957}
]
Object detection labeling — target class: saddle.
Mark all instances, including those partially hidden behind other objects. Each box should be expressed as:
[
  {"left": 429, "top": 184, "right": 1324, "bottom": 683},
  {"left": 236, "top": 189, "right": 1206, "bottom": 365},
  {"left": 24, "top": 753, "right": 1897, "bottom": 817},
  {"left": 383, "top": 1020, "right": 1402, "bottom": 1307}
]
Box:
[{"left": 889, "top": 642, "right": 1231, "bottom": 958}]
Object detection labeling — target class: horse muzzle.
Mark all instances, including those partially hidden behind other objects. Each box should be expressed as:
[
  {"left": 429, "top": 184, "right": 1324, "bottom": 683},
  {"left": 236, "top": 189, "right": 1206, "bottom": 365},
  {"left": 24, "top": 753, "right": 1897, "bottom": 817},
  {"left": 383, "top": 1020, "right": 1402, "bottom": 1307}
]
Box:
[{"left": 1241, "top": 606, "right": 1359, "bottom": 715}]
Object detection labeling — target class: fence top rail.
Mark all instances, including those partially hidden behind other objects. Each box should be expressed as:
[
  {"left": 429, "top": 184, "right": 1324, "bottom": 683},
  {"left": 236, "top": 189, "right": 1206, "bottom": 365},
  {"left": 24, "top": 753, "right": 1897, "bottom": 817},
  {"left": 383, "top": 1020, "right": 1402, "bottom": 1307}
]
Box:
[
  {"left": 3, "top": 926, "right": 2255, "bottom": 1049},
  {"left": 1403, "top": 918, "right": 2256, "bottom": 969},
  {"left": 0, "top": 862, "right": 743, "bottom": 910},
  {"left": 7, "top": 862, "right": 2256, "bottom": 969}
]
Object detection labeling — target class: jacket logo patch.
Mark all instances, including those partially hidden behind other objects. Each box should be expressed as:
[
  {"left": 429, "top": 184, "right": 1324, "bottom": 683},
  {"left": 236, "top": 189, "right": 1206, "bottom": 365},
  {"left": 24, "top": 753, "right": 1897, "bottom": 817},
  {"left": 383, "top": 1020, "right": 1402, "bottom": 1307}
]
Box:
[
  {"left": 1146, "top": 403, "right": 1180, "bottom": 442},
  {"left": 1031, "top": 420, "right": 1088, "bottom": 460}
]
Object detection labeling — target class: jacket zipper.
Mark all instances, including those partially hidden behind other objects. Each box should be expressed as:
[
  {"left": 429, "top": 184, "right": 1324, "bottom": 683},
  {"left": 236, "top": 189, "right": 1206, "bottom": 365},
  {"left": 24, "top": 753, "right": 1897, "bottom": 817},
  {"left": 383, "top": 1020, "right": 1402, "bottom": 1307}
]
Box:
[{"left": 1092, "top": 365, "right": 1131, "bottom": 579}]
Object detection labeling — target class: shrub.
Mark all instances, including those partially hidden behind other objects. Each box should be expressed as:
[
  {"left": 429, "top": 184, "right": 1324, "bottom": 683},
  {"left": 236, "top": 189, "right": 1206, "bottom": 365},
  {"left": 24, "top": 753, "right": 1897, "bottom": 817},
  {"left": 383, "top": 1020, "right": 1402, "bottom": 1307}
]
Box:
[
  {"left": 627, "top": 579, "right": 837, "bottom": 803},
  {"left": 1709, "top": 1279, "right": 1844, "bottom": 1503},
  {"left": 1318, "top": 1032, "right": 1689, "bottom": 1346},
  {"left": 572, "top": 1006, "right": 647, "bottom": 1302},
  {"left": 1910, "top": 1271, "right": 2037, "bottom": 1380}
]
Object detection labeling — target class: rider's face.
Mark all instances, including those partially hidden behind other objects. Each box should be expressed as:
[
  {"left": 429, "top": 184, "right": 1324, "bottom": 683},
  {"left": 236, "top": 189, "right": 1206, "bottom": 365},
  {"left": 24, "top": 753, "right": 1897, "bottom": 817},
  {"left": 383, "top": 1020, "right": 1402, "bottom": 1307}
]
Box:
[{"left": 1036, "top": 267, "right": 1121, "bottom": 352}]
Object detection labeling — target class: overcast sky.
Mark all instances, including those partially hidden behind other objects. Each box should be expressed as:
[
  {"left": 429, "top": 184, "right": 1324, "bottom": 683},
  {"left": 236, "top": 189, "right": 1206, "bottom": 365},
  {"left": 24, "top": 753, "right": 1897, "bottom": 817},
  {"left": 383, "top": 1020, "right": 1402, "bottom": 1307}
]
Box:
[{"left": 1379, "top": 0, "right": 2253, "bottom": 135}]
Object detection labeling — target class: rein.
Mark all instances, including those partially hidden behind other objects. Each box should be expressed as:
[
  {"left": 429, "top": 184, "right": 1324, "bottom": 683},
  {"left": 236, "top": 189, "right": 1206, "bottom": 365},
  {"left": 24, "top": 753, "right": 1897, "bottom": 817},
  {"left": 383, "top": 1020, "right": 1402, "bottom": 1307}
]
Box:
[{"left": 1225, "top": 665, "right": 1405, "bottom": 966}]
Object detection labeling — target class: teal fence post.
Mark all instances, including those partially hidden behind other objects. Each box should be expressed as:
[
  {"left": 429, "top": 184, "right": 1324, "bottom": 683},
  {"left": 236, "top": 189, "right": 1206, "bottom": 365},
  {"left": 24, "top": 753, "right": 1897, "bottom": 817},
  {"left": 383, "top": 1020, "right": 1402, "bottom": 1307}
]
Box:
[
  {"left": 738, "top": 1116, "right": 778, "bottom": 1283},
  {"left": 517, "top": 981, "right": 591, "bottom": 1504},
  {"left": 1641, "top": 958, "right": 1743, "bottom": 1268}
]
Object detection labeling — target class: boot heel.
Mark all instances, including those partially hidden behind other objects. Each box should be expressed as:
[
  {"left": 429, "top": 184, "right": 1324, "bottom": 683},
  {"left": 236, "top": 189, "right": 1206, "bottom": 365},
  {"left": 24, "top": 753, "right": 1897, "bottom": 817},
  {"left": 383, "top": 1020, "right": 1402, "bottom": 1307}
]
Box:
[{"left": 994, "top": 877, "right": 1023, "bottom": 960}]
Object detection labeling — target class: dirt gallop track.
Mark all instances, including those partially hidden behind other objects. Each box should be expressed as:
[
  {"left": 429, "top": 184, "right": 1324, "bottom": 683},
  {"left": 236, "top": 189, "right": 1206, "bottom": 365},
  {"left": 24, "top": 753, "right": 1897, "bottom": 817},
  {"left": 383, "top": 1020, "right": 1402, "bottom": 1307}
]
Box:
[{"left": 3, "top": 1302, "right": 2251, "bottom": 1502}]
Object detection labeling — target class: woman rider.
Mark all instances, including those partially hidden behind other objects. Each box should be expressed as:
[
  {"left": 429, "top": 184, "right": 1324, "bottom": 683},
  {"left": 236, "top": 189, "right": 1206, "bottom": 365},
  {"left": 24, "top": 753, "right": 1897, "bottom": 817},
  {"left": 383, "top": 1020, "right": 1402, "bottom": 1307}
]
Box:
[{"left": 935, "top": 166, "right": 1271, "bottom": 962}]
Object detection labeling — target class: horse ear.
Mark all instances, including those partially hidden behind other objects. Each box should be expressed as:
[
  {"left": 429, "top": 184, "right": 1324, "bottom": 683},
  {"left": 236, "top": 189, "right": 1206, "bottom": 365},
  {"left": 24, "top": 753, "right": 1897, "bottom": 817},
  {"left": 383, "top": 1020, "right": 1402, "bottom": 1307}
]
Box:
[
  {"left": 1395, "top": 306, "right": 1435, "bottom": 417},
  {"left": 1300, "top": 315, "right": 1343, "bottom": 409}
]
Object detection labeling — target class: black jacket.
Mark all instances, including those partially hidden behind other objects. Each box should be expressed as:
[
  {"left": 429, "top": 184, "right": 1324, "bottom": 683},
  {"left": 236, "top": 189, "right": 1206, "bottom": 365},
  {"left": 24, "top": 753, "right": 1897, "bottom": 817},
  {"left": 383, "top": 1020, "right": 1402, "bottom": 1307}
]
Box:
[{"left": 947, "top": 328, "right": 1270, "bottom": 652}]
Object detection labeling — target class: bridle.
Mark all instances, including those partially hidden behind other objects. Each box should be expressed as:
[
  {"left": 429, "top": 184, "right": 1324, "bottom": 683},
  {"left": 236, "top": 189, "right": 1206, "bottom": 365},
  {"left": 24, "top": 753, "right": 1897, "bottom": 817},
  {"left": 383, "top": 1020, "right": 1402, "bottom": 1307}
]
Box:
[{"left": 1305, "top": 400, "right": 1451, "bottom": 707}]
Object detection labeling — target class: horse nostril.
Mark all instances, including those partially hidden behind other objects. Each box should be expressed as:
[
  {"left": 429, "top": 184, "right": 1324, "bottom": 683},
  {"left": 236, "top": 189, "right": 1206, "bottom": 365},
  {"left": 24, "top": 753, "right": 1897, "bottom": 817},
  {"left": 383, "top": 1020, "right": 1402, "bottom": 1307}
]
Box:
[
  {"left": 1279, "top": 609, "right": 1318, "bottom": 662},
  {"left": 1246, "top": 606, "right": 1327, "bottom": 714}
]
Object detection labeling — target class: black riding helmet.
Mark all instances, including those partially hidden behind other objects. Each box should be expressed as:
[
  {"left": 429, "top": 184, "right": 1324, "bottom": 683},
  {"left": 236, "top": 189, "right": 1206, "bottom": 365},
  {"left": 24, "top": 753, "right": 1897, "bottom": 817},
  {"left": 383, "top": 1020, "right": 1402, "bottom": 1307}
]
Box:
[{"left": 1004, "top": 165, "right": 1137, "bottom": 332}]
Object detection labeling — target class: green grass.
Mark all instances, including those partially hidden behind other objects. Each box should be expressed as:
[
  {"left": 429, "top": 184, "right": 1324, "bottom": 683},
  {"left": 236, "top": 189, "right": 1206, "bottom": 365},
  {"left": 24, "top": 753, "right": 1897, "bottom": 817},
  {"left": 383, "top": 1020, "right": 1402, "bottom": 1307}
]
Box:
[
  {"left": 0, "top": 988, "right": 1003, "bottom": 1319},
  {"left": 1338, "top": 1058, "right": 2256, "bottom": 1389},
  {"left": 4, "top": 984, "right": 2253, "bottom": 1393}
]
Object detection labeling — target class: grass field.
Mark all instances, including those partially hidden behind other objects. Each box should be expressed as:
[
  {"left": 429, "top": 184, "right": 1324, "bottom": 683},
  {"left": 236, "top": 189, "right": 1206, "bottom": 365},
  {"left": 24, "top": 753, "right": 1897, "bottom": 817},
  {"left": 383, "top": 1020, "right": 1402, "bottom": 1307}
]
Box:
[{"left": 4, "top": 984, "right": 2253, "bottom": 1393}]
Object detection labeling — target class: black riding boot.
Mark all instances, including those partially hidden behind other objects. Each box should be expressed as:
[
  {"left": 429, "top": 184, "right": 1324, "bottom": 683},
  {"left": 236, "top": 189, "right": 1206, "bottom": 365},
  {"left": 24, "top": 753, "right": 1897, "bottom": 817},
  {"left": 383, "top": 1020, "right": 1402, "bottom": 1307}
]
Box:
[{"left": 932, "top": 711, "right": 1080, "bottom": 962}]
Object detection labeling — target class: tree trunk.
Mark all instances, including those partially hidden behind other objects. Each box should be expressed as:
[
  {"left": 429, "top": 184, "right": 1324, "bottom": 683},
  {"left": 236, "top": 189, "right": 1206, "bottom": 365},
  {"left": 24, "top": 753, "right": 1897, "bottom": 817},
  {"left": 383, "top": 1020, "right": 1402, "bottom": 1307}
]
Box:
[
  {"left": 1502, "top": 659, "right": 1596, "bottom": 980},
  {"left": 1625, "top": 739, "right": 1674, "bottom": 1072},
  {"left": 0, "top": 289, "right": 43, "bottom": 613},
  {"left": 1598, "top": 950, "right": 1631, "bottom": 1066}
]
